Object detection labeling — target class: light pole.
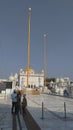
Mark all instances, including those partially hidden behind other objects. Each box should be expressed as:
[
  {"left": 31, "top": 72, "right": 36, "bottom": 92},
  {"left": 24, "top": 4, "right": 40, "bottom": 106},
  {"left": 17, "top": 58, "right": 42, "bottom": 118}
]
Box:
[{"left": 44, "top": 33, "right": 46, "bottom": 88}]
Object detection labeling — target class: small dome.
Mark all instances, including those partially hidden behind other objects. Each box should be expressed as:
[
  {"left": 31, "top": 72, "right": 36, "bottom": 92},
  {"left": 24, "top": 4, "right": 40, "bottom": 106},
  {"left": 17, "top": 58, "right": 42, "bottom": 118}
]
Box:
[
  {"left": 9, "top": 75, "right": 14, "bottom": 81},
  {"left": 60, "top": 78, "right": 64, "bottom": 82}
]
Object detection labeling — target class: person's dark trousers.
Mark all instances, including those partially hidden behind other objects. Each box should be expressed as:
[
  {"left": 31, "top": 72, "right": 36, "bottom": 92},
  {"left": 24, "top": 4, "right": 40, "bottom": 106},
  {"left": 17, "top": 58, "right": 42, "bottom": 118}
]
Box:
[
  {"left": 11, "top": 102, "right": 17, "bottom": 114},
  {"left": 16, "top": 104, "right": 21, "bottom": 114},
  {"left": 22, "top": 106, "right": 26, "bottom": 114}
]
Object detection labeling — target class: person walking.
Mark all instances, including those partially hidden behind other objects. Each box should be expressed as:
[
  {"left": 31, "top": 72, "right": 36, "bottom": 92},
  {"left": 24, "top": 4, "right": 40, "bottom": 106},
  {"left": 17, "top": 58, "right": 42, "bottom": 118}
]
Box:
[
  {"left": 11, "top": 89, "right": 17, "bottom": 114},
  {"left": 21, "top": 94, "right": 27, "bottom": 114},
  {"left": 16, "top": 90, "right": 21, "bottom": 114}
]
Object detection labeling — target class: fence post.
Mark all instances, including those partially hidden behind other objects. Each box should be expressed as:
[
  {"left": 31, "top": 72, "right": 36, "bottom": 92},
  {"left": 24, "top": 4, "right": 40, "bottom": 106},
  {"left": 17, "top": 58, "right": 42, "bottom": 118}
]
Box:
[
  {"left": 41, "top": 102, "right": 44, "bottom": 119},
  {"left": 64, "top": 102, "right": 66, "bottom": 119}
]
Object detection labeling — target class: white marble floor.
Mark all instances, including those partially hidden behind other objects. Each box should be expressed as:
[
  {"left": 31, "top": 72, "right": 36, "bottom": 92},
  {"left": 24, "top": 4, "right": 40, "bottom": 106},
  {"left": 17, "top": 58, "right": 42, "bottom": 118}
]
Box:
[
  {"left": 0, "top": 94, "right": 73, "bottom": 130},
  {"left": 27, "top": 94, "right": 73, "bottom": 130}
]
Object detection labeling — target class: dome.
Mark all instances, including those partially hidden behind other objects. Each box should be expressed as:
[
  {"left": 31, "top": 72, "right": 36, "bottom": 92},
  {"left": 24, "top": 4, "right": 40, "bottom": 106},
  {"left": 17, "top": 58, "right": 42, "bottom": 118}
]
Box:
[
  {"left": 9, "top": 75, "right": 14, "bottom": 81},
  {"left": 60, "top": 78, "right": 64, "bottom": 82}
]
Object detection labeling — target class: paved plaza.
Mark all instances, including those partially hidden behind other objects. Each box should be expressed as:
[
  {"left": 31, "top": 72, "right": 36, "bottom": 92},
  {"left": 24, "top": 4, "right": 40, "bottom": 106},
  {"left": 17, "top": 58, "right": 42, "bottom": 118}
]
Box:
[
  {"left": 0, "top": 94, "right": 73, "bottom": 129},
  {"left": 27, "top": 94, "right": 73, "bottom": 130}
]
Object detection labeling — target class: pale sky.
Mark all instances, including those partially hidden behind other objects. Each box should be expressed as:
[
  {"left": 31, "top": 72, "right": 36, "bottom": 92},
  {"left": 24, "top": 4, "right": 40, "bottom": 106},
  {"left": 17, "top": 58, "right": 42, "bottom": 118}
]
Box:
[{"left": 0, "top": 0, "right": 73, "bottom": 80}]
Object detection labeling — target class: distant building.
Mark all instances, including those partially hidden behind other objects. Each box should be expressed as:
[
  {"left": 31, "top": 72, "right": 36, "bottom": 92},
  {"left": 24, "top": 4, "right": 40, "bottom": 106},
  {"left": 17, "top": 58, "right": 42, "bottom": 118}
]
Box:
[
  {"left": 0, "top": 78, "right": 12, "bottom": 94},
  {"left": 50, "top": 77, "right": 71, "bottom": 95},
  {"left": 18, "top": 68, "right": 44, "bottom": 90}
]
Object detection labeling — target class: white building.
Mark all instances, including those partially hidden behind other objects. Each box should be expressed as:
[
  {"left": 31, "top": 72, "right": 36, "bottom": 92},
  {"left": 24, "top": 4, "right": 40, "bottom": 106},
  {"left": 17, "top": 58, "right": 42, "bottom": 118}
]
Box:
[
  {"left": 18, "top": 68, "right": 44, "bottom": 90},
  {"left": 52, "top": 77, "right": 71, "bottom": 95}
]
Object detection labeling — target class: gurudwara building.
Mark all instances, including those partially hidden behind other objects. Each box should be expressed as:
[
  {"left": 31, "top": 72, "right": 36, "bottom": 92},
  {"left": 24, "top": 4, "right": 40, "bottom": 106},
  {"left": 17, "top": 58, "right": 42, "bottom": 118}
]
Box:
[{"left": 18, "top": 68, "right": 44, "bottom": 89}]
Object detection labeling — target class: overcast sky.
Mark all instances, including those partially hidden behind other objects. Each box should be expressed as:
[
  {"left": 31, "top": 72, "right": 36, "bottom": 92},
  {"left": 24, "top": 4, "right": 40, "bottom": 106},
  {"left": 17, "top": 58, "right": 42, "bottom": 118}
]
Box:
[{"left": 0, "top": 0, "right": 73, "bottom": 80}]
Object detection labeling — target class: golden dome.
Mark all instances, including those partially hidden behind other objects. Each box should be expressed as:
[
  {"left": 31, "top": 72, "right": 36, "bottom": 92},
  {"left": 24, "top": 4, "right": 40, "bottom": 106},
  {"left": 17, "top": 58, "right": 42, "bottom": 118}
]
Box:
[{"left": 24, "top": 68, "right": 35, "bottom": 74}]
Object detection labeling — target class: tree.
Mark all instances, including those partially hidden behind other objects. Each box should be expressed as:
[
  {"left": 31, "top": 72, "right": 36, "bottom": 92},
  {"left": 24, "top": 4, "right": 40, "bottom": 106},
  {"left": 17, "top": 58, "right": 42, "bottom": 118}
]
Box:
[{"left": 46, "top": 78, "right": 56, "bottom": 83}]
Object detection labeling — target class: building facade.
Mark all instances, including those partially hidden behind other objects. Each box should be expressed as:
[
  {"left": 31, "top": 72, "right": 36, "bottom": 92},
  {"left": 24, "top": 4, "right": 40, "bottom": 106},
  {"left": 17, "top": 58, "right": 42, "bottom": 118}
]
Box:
[{"left": 18, "top": 68, "right": 44, "bottom": 90}]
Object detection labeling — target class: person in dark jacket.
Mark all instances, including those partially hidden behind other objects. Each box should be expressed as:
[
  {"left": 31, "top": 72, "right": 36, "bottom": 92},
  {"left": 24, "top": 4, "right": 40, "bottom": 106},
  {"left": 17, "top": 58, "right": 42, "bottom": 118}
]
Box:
[
  {"left": 22, "top": 94, "right": 27, "bottom": 114},
  {"left": 16, "top": 91, "right": 21, "bottom": 114}
]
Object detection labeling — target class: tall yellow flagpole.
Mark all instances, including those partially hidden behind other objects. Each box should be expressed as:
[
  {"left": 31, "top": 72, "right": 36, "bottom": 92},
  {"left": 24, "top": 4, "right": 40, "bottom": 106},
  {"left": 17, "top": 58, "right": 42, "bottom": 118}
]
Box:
[
  {"left": 28, "top": 7, "right": 31, "bottom": 69},
  {"left": 44, "top": 33, "right": 46, "bottom": 88},
  {"left": 27, "top": 8, "right": 31, "bottom": 87}
]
